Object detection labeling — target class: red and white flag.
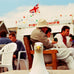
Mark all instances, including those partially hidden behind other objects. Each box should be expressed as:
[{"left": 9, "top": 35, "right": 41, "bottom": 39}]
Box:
[{"left": 29, "top": 4, "right": 40, "bottom": 13}]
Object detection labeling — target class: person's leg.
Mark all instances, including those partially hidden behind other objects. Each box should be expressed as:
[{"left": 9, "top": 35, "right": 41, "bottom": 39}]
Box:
[
  {"left": 19, "top": 59, "right": 27, "bottom": 70},
  {"left": 64, "top": 55, "right": 74, "bottom": 69},
  {"left": 13, "top": 59, "right": 17, "bottom": 70},
  {"left": 54, "top": 48, "right": 74, "bottom": 69},
  {"left": 69, "top": 48, "right": 74, "bottom": 58},
  {"left": 3, "top": 67, "right": 8, "bottom": 72},
  {"left": 0, "top": 67, "right": 4, "bottom": 73}
]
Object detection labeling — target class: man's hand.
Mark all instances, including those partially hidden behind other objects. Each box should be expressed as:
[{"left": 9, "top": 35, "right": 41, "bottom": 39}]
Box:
[{"left": 13, "top": 55, "right": 16, "bottom": 58}]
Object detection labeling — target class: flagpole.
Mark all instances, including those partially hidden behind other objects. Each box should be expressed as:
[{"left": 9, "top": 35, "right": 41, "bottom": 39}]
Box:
[{"left": 70, "top": 14, "right": 73, "bottom": 24}]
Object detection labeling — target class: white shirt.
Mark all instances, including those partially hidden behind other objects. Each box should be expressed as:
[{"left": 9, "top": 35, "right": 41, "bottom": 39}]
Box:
[{"left": 54, "top": 34, "right": 71, "bottom": 48}]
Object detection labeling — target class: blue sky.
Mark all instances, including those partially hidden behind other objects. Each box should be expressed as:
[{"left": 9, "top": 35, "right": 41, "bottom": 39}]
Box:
[{"left": 0, "top": 0, "right": 74, "bottom": 16}]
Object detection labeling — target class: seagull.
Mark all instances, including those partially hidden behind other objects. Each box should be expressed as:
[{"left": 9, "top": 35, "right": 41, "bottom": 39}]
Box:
[{"left": 29, "top": 42, "right": 49, "bottom": 74}]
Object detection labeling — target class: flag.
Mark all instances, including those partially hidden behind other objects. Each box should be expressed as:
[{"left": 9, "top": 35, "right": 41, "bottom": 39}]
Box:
[
  {"left": 29, "top": 4, "right": 40, "bottom": 13},
  {"left": 69, "top": 14, "right": 72, "bottom": 16},
  {"left": 60, "top": 14, "right": 62, "bottom": 17},
  {"left": 23, "top": 16, "right": 25, "bottom": 18},
  {"left": 15, "top": 21, "right": 17, "bottom": 24}
]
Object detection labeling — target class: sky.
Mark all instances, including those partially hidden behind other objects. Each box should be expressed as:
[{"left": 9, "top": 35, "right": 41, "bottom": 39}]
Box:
[
  {"left": 0, "top": 0, "right": 74, "bottom": 16},
  {"left": 0, "top": 0, "right": 74, "bottom": 28}
]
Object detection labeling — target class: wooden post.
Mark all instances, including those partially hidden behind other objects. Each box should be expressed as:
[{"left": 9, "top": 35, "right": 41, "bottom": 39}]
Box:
[{"left": 23, "top": 35, "right": 33, "bottom": 69}]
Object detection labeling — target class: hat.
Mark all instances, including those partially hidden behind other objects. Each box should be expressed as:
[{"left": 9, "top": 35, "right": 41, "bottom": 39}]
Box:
[{"left": 36, "top": 19, "right": 48, "bottom": 27}]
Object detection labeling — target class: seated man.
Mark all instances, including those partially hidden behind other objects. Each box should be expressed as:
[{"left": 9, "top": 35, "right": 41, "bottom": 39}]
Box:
[
  {"left": 54, "top": 26, "right": 74, "bottom": 69},
  {"left": 0, "top": 30, "right": 12, "bottom": 72},
  {"left": 9, "top": 32, "right": 26, "bottom": 70},
  {"left": 0, "top": 30, "right": 12, "bottom": 62},
  {"left": 0, "top": 30, "right": 12, "bottom": 44},
  {"left": 30, "top": 19, "right": 57, "bottom": 64},
  {"left": 31, "top": 19, "right": 56, "bottom": 49},
  {"left": 54, "top": 26, "right": 71, "bottom": 48}
]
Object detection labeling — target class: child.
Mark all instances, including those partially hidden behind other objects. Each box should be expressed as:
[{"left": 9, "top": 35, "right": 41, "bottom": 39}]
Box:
[
  {"left": 69, "top": 34, "right": 74, "bottom": 48},
  {"left": 45, "top": 28, "right": 58, "bottom": 46}
]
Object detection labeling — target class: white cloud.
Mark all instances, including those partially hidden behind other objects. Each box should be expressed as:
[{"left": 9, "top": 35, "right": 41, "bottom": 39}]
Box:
[{"left": 1, "top": 4, "right": 74, "bottom": 28}]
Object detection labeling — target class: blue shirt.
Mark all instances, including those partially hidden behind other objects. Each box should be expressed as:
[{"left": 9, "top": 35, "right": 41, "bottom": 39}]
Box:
[
  {"left": 14, "top": 40, "right": 26, "bottom": 59},
  {"left": 0, "top": 37, "right": 12, "bottom": 44}
]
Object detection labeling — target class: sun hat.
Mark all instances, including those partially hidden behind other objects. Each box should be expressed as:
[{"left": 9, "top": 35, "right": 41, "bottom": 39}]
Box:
[{"left": 36, "top": 19, "right": 48, "bottom": 27}]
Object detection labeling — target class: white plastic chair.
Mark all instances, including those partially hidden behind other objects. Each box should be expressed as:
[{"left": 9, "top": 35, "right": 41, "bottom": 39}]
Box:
[
  {"left": 17, "top": 51, "right": 28, "bottom": 70},
  {"left": 0, "top": 44, "right": 6, "bottom": 64},
  {"left": 0, "top": 44, "right": 6, "bottom": 50},
  {"left": 0, "top": 43, "right": 17, "bottom": 71}
]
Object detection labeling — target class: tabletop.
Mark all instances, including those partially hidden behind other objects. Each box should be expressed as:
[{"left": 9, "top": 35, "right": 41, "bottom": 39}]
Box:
[{"left": 1, "top": 70, "right": 74, "bottom": 74}]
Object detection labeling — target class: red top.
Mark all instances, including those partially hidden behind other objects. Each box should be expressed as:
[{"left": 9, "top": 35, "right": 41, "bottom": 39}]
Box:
[{"left": 62, "top": 35, "right": 67, "bottom": 46}]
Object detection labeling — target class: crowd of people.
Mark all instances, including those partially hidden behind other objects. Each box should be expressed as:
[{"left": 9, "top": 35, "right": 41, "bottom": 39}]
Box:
[
  {"left": 0, "top": 18, "right": 74, "bottom": 71},
  {"left": 31, "top": 19, "right": 74, "bottom": 69}
]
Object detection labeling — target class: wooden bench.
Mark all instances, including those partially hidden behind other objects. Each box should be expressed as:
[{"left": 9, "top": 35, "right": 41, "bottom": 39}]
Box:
[{"left": 23, "top": 35, "right": 58, "bottom": 69}]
